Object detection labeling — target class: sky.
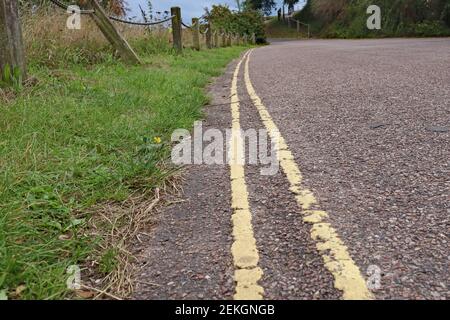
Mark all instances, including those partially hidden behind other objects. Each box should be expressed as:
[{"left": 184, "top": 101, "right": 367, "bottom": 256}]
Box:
[{"left": 126, "top": 0, "right": 305, "bottom": 22}]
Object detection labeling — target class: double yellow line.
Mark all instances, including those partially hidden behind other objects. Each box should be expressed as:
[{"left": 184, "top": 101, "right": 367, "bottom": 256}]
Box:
[
  {"left": 229, "top": 50, "right": 373, "bottom": 300},
  {"left": 229, "top": 51, "right": 264, "bottom": 300}
]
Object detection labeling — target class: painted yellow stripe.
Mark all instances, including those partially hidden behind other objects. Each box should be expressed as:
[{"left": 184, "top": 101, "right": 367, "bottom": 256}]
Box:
[
  {"left": 229, "top": 51, "right": 264, "bottom": 300},
  {"left": 243, "top": 50, "right": 373, "bottom": 300}
]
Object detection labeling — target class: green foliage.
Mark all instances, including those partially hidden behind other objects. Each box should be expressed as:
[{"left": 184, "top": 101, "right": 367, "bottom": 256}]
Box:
[
  {"left": 0, "top": 64, "right": 23, "bottom": 91},
  {"left": 441, "top": 2, "right": 450, "bottom": 26},
  {"left": 0, "top": 46, "right": 248, "bottom": 299},
  {"left": 245, "top": 0, "right": 276, "bottom": 16},
  {"left": 99, "top": 248, "right": 119, "bottom": 275},
  {"left": 207, "top": 5, "right": 235, "bottom": 31},
  {"left": 296, "top": 0, "right": 450, "bottom": 38},
  {"left": 130, "top": 33, "right": 173, "bottom": 55},
  {"left": 412, "top": 20, "right": 449, "bottom": 36},
  {"left": 207, "top": 5, "right": 267, "bottom": 43}
]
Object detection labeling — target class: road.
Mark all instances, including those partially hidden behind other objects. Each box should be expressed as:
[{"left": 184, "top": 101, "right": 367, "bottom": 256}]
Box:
[{"left": 133, "top": 38, "right": 449, "bottom": 300}]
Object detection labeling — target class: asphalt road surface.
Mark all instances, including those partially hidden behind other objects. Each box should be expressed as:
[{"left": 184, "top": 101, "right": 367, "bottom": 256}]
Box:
[{"left": 134, "top": 38, "right": 449, "bottom": 300}]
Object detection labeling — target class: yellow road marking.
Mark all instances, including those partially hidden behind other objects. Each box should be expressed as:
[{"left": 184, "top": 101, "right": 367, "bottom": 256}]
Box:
[
  {"left": 243, "top": 50, "right": 373, "bottom": 300},
  {"left": 229, "top": 51, "right": 264, "bottom": 300}
]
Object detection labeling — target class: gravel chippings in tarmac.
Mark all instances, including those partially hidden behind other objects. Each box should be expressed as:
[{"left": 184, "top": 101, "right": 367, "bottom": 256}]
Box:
[
  {"left": 235, "top": 71, "right": 341, "bottom": 299},
  {"left": 134, "top": 39, "right": 449, "bottom": 300},
  {"left": 248, "top": 39, "right": 449, "bottom": 300}
]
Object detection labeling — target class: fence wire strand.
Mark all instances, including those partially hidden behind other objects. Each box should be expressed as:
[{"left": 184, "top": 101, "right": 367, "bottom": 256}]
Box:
[
  {"left": 49, "top": 0, "right": 174, "bottom": 26},
  {"left": 181, "top": 14, "right": 208, "bottom": 29},
  {"left": 109, "top": 15, "right": 174, "bottom": 26},
  {"left": 49, "top": 0, "right": 94, "bottom": 14},
  {"left": 181, "top": 21, "right": 192, "bottom": 29}
]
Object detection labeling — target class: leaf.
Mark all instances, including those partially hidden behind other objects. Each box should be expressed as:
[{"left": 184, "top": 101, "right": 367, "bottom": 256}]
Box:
[
  {"left": 13, "top": 66, "right": 22, "bottom": 87},
  {"left": 75, "top": 289, "right": 95, "bottom": 299},
  {"left": 0, "top": 289, "right": 8, "bottom": 300},
  {"left": 15, "top": 285, "right": 26, "bottom": 297},
  {"left": 2, "top": 64, "right": 11, "bottom": 83},
  {"left": 58, "top": 233, "right": 72, "bottom": 241},
  {"left": 70, "top": 218, "right": 85, "bottom": 227},
  {"left": 47, "top": 220, "right": 62, "bottom": 231}
]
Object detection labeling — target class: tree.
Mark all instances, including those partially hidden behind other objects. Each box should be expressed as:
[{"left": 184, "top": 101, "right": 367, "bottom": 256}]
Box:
[
  {"left": 284, "top": 0, "right": 300, "bottom": 15},
  {"left": 245, "top": 0, "right": 276, "bottom": 16},
  {"left": 236, "top": 0, "right": 242, "bottom": 12},
  {"left": 441, "top": 1, "right": 450, "bottom": 26},
  {"left": 205, "top": 4, "right": 267, "bottom": 43},
  {"left": 206, "top": 4, "right": 234, "bottom": 30}
]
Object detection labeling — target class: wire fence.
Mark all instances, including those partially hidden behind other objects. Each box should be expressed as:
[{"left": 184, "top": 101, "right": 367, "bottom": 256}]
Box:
[
  {"left": 282, "top": 14, "right": 311, "bottom": 39},
  {"left": 29, "top": 1, "right": 256, "bottom": 64},
  {"left": 49, "top": 0, "right": 93, "bottom": 14},
  {"left": 109, "top": 15, "right": 174, "bottom": 26},
  {"left": 49, "top": 0, "right": 174, "bottom": 26}
]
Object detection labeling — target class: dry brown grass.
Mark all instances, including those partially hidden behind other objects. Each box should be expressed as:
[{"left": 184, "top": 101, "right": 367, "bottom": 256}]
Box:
[
  {"left": 81, "top": 174, "right": 183, "bottom": 299},
  {"left": 21, "top": 8, "right": 205, "bottom": 69},
  {"left": 21, "top": 8, "right": 179, "bottom": 67},
  {"left": 310, "top": 0, "right": 349, "bottom": 22}
]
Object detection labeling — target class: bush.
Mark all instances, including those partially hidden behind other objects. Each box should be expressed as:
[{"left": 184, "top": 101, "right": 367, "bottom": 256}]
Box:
[
  {"left": 414, "top": 20, "right": 449, "bottom": 36},
  {"left": 207, "top": 5, "right": 267, "bottom": 43},
  {"left": 296, "top": 0, "right": 450, "bottom": 38}
]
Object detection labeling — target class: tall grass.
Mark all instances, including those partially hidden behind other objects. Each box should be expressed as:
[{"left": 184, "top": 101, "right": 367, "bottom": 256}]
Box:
[
  {"left": 21, "top": 8, "right": 177, "bottom": 67},
  {"left": 21, "top": 8, "right": 203, "bottom": 68}
]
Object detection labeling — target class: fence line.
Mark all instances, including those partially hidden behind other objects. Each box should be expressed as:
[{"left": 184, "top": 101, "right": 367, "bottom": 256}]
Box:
[
  {"left": 279, "top": 11, "right": 311, "bottom": 39},
  {"left": 1, "top": 0, "right": 256, "bottom": 74},
  {"left": 49, "top": 0, "right": 173, "bottom": 26},
  {"left": 109, "top": 15, "right": 174, "bottom": 26},
  {"left": 289, "top": 17, "right": 310, "bottom": 39}
]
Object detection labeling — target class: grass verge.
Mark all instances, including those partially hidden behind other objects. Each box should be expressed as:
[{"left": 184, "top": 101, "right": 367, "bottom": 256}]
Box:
[{"left": 0, "top": 46, "right": 248, "bottom": 299}]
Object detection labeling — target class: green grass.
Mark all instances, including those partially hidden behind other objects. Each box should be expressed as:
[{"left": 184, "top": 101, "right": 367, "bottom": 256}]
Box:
[{"left": 0, "top": 45, "right": 248, "bottom": 299}]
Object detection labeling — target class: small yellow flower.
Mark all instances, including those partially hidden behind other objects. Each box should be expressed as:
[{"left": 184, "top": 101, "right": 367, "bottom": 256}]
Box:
[{"left": 153, "top": 136, "right": 162, "bottom": 144}]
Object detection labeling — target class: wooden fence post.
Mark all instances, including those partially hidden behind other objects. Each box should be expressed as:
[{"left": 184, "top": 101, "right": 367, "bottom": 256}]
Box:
[
  {"left": 214, "top": 30, "right": 219, "bottom": 48},
  {"left": 206, "top": 24, "right": 212, "bottom": 49},
  {"left": 88, "top": 0, "right": 140, "bottom": 64},
  {"left": 221, "top": 31, "right": 226, "bottom": 47},
  {"left": 297, "top": 20, "right": 300, "bottom": 33},
  {"left": 192, "top": 18, "right": 200, "bottom": 51},
  {"left": 227, "top": 33, "right": 232, "bottom": 46},
  {"left": 171, "top": 7, "right": 182, "bottom": 53},
  {"left": 0, "top": 0, "right": 26, "bottom": 80},
  {"left": 251, "top": 33, "right": 256, "bottom": 45}
]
